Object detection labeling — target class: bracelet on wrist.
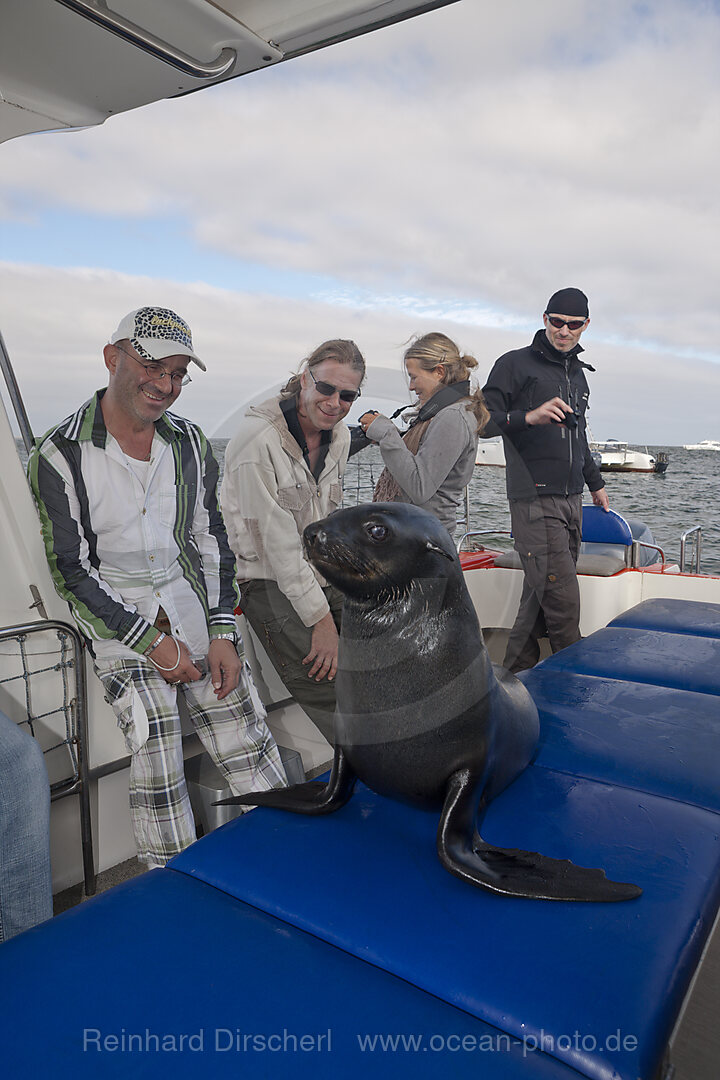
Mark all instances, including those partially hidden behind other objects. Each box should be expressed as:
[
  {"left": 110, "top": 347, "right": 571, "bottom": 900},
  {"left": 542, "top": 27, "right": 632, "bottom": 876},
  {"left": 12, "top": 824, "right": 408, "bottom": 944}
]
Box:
[
  {"left": 149, "top": 637, "right": 182, "bottom": 673},
  {"left": 145, "top": 632, "right": 165, "bottom": 656}
]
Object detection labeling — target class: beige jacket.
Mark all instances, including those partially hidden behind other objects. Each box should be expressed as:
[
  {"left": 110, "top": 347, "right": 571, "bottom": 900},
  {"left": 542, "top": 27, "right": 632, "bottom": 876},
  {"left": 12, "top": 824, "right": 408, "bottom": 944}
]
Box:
[{"left": 220, "top": 394, "right": 351, "bottom": 627}]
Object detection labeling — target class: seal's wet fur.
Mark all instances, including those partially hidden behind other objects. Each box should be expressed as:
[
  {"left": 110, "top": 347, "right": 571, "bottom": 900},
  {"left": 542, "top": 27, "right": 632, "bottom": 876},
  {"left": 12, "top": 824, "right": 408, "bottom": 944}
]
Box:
[{"left": 220, "top": 503, "right": 641, "bottom": 902}]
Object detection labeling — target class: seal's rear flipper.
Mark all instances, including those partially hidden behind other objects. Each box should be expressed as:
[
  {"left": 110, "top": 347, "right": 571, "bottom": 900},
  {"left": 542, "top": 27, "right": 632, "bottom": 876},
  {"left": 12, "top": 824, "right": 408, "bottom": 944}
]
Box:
[
  {"left": 214, "top": 747, "right": 356, "bottom": 816},
  {"left": 437, "top": 769, "right": 642, "bottom": 902},
  {"left": 460, "top": 842, "right": 641, "bottom": 902}
]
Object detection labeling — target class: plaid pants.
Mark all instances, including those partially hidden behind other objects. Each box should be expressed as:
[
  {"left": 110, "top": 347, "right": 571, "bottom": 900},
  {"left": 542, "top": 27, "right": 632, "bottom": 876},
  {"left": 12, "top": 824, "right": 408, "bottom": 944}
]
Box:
[{"left": 95, "top": 656, "right": 287, "bottom": 866}]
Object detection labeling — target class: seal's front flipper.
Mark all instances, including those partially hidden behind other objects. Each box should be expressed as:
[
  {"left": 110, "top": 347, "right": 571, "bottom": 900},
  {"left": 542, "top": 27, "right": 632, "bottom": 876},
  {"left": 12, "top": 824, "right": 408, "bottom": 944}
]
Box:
[
  {"left": 214, "top": 747, "right": 356, "bottom": 816},
  {"left": 437, "top": 769, "right": 642, "bottom": 903}
]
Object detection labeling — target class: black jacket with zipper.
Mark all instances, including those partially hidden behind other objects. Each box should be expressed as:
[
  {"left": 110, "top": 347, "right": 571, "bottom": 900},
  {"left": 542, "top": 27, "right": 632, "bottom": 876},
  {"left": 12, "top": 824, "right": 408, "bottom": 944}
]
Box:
[{"left": 481, "top": 329, "right": 604, "bottom": 501}]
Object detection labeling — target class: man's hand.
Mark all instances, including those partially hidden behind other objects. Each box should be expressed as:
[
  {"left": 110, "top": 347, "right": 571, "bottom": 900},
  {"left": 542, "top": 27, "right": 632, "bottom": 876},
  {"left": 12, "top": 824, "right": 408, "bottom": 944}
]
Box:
[
  {"left": 149, "top": 635, "right": 202, "bottom": 686},
  {"left": 302, "top": 612, "right": 339, "bottom": 682},
  {"left": 525, "top": 397, "right": 573, "bottom": 426},
  {"left": 208, "top": 638, "right": 242, "bottom": 699},
  {"left": 591, "top": 486, "right": 610, "bottom": 512}
]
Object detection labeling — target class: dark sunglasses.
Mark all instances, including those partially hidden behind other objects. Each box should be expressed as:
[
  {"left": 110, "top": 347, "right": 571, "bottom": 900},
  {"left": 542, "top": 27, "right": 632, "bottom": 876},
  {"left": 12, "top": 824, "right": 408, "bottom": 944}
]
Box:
[
  {"left": 547, "top": 315, "right": 587, "bottom": 331},
  {"left": 308, "top": 368, "right": 361, "bottom": 403}
]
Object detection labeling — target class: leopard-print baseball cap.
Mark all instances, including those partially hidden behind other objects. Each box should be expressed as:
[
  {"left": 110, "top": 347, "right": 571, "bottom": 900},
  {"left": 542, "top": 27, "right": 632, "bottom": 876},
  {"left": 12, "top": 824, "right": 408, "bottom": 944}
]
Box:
[{"left": 109, "top": 307, "right": 206, "bottom": 371}]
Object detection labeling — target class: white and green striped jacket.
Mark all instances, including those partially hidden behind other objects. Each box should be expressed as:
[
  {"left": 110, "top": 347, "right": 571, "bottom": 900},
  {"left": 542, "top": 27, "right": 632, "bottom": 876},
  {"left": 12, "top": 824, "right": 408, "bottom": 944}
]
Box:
[{"left": 28, "top": 391, "right": 239, "bottom": 661}]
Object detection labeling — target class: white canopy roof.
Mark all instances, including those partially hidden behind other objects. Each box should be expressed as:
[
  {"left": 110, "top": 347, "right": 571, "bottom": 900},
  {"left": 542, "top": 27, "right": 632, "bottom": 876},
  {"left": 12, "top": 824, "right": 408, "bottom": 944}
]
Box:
[{"left": 0, "top": 0, "right": 458, "bottom": 144}]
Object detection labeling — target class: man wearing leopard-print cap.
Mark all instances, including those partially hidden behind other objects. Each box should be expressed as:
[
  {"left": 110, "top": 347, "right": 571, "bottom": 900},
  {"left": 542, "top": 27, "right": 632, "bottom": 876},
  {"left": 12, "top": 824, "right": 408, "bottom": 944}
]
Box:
[{"left": 29, "top": 306, "right": 287, "bottom": 867}]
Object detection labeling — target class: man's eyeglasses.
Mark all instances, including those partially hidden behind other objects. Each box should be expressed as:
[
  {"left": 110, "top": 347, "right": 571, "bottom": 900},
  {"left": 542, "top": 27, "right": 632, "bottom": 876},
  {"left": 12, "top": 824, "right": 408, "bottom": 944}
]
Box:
[
  {"left": 115, "top": 344, "right": 192, "bottom": 387},
  {"left": 308, "top": 368, "right": 361, "bottom": 403},
  {"left": 546, "top": 316, "right": 587, "bottom": 331}
]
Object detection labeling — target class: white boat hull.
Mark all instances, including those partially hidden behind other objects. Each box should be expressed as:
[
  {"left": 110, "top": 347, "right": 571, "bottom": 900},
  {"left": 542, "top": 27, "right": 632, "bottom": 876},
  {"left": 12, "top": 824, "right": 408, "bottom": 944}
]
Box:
[
  {"left": 591, "top": 441, "right": 666, "bottom": 473},
  {"left": 475, "top": 437, "right": 506, "bottom": 466}
]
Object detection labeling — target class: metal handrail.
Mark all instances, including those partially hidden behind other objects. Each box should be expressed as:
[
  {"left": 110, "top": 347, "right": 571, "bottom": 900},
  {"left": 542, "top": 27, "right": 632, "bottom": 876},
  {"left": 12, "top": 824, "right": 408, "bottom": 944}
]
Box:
[
  {"left": 680, "top": 525, "right": 703, "bottom": 574},
  {"left": 631, "top": 540, "right": 667, "bottom": 571},
  {"left": 54, "top": 0, "right": 240, "bottom": 79},
  {"left": 0, "top": 328, "right": 34, "bottom": 454},
  {"left": 457, "top": 528, "right": 511, "bottom": 553},
  {"left": 0, "top": 620, "right": 95, "bottom": 896},
  {"left": 453, "top": 487, "right": 471, "bottom": 547}
]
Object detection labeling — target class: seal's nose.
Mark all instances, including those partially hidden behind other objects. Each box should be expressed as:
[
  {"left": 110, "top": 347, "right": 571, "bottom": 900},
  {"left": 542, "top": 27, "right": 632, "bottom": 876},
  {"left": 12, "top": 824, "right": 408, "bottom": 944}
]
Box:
[{"left": 303, "top": 521, "right": 327, "bottom": 554}]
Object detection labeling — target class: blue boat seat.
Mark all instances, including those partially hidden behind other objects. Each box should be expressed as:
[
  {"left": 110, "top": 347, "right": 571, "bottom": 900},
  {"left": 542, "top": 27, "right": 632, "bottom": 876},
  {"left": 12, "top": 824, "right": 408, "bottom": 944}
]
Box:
[
  {"left": 536, "top": 626, "right": 720, "bottom": 695},
  {"left": 0, "top": 867, "right": 580, "bottom": 1080},
  {"left": 4, "top": 602, "right": 720, "bottom": 1080},
  {"left": 522, "top": 667, "right": 720, "bottom": 812},
  {"left": 609, "top": 597, "right": 720, "bottom": 638},
  {"left": 493, "top": 549, "right": 626, "bottom": 577},
  {"left": 581, "top": 505, "right": 633, "bottom": 547},
  {"left": 169, "top": 768, "right": 720, "bottom": 1080},
  {"left": 493, "top": 506, "right": 634, "bottom": 576},
  {"left": 578, "top": 505, "right": 633, "bottom": 572}
]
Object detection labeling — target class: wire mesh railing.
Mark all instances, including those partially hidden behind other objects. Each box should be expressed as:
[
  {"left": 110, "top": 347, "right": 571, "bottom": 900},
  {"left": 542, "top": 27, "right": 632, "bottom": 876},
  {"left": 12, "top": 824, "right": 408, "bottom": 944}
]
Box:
[{"left": 0, "top": 620, "right": 95, "bottom": 895}]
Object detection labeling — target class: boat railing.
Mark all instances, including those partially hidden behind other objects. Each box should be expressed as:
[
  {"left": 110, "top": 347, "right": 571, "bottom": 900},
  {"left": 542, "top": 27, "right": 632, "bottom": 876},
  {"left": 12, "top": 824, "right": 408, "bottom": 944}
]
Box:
[
  {"left": 456, "top": 529, "right": 511, "bottom": 553},
  {"left": 454, "top": 487, "right": 471, "bottom": 546},
  {"left": 631, "top": 540, "right": 667, "bottom": 570},
  {"left": 0, "top": 619, "right": 95, "bottom": 896},
  {"left": 680, "top": 525, "right": 703, "bottom": 574},
  {"left": 0, "top": 326, "right": 35, "bottom": 454}
]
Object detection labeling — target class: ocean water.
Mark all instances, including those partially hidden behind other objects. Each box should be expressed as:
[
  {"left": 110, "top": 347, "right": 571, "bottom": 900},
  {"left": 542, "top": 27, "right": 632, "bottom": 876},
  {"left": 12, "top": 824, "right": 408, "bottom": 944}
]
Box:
[
  {"left": 17, "top": 437, "right": 717, "bottom": 576},
  {"left": 212, "top": 440, "right": 719, "bottom": 577}
]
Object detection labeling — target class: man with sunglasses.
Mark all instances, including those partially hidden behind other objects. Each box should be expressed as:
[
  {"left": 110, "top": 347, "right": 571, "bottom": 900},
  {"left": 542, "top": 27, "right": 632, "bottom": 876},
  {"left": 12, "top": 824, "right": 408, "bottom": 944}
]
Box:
[
  {"left": 29, "top": 307, "right": 286, "bottom": 868},
  {"left": 221, "top": 340, "right": 365, "bottom": 744},
  {"left": 482, "top": 288, "right": 608, "bottom": 673}
]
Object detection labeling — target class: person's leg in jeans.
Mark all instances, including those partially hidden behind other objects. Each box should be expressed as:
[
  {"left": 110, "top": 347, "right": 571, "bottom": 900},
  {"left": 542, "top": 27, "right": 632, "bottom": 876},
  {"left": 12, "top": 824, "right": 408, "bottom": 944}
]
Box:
[{"left": 0, "top": 712, "right": 52, "bottom": 941}]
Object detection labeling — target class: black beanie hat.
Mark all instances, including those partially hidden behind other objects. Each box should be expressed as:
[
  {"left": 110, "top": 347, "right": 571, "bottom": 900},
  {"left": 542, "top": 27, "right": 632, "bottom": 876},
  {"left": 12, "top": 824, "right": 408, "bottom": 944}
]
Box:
[{"left": 545, "top": 288, "right": 589, "bottom": 318}]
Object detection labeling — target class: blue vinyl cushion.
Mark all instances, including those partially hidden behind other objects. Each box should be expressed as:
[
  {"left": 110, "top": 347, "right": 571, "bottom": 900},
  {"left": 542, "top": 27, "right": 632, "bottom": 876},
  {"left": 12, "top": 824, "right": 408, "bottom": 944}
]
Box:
[
  {"left": 522, "top": 668, "right": 720, "bottom": 812},
  {"left": 536, "top": 626, "right": 720, "bottom": 695},
  {"left": 581, "top": 505, "right": 632, "bottom": 546},
  {"left": 0, "top": 868, "right": 580, "bottom": 1080},
  {"left": 609, "top": 597, "right": 720, "bottom": 638},
  {"left": 170, "top": 768, "right": 720, "bottom": 1080}
]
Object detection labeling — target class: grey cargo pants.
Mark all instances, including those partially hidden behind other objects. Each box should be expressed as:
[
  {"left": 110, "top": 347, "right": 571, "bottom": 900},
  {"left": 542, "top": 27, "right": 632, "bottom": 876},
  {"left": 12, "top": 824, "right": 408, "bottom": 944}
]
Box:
[
  {"left": 239, "top": 579, "right": 343, "bottom": 744},
  {"left": 503, "top": 493, "right": 582, "bottom": 673}
]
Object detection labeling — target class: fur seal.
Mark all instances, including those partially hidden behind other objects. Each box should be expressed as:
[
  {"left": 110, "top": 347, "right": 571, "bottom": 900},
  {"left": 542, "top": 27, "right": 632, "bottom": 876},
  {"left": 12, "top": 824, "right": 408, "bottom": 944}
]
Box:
[{"left": 220, "top": 503, "right": 641, "bottom": 902}]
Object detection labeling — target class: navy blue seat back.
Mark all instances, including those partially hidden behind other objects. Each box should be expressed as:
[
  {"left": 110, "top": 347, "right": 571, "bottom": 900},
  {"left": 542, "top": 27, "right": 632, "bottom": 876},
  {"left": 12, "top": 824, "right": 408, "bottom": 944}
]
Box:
[{"left": 581, "top": 506, "right": 633, "bottom": 546}]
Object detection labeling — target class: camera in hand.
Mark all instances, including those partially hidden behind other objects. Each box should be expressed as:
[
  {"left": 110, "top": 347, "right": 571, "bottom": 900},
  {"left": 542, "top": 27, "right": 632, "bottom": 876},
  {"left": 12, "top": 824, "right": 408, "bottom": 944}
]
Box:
[{"left": 552, "top": 410, "right": 580, "bottom": 430}]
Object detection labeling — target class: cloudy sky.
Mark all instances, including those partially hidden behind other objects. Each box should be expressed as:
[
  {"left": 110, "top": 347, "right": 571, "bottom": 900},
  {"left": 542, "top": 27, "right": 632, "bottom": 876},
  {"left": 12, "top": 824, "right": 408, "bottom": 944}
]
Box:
[{"left": 1, "top": 0, "right": 718, "bottom": 442}]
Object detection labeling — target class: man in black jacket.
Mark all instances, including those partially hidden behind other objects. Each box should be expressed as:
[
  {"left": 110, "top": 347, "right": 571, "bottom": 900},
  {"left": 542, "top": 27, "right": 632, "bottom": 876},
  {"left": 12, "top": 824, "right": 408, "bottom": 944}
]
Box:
[{"left": 482, "top": 288, "right": 608, "bottom": 672}]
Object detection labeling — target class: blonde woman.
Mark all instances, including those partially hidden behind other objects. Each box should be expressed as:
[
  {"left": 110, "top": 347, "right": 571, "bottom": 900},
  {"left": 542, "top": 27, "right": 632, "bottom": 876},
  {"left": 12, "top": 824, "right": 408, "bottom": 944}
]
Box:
[{"left": 358, "top": 333, "right": 488, "bottom": 535}]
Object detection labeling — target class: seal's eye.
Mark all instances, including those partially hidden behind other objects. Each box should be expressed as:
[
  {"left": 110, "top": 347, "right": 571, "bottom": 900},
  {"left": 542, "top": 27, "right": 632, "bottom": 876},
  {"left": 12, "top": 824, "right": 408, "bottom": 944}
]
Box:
[{"left": 366, "top": 522, "right": 389, "bottom": 542}]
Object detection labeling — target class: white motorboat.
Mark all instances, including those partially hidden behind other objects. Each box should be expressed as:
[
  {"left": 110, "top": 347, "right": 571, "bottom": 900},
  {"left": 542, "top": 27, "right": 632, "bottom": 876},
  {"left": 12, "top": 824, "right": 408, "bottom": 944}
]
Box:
[
  {"left": 476, "top": 437, "right": 671, "bottom": 474},
  {"left": 683, "top": 439, "right": 720, "bottom": 451},
  {"left": 591, "top": 438, "right": 669, "bottom": 474},
  {"left": 0, "top": 5, "right": 718, "bottom": 1080}
]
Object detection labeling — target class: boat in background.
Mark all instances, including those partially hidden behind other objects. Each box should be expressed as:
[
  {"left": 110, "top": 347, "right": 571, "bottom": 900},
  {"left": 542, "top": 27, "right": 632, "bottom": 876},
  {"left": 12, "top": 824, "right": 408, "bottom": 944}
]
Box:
[
  {"left": 475, "top": 435, "right": 506, "bottom": 466},
  {"left": 591, "top": 438, "right": 669, "bottom": 474},
  {"left": 683, "top": 439, "right": 720, "bottom": 451},
  {"left": 476, "top": 436, "right": 670, "bottom": 474}
]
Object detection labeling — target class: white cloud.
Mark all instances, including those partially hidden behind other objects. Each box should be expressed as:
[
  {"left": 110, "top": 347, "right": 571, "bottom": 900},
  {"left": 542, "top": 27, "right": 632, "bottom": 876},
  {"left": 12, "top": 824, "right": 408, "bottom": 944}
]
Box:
[
  {"left": 0, "top": 0, "right": 718, "bottom": 442},
  {"left": 1, "top": 262, "right": 717, "bottom": 445}
]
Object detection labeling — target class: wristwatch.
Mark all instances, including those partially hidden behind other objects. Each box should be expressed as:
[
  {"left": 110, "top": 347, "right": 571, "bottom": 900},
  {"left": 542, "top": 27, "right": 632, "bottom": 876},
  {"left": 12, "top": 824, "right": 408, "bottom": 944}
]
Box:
[{"left": 214, "top": 631, "right": 239, "bottom": 646}]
